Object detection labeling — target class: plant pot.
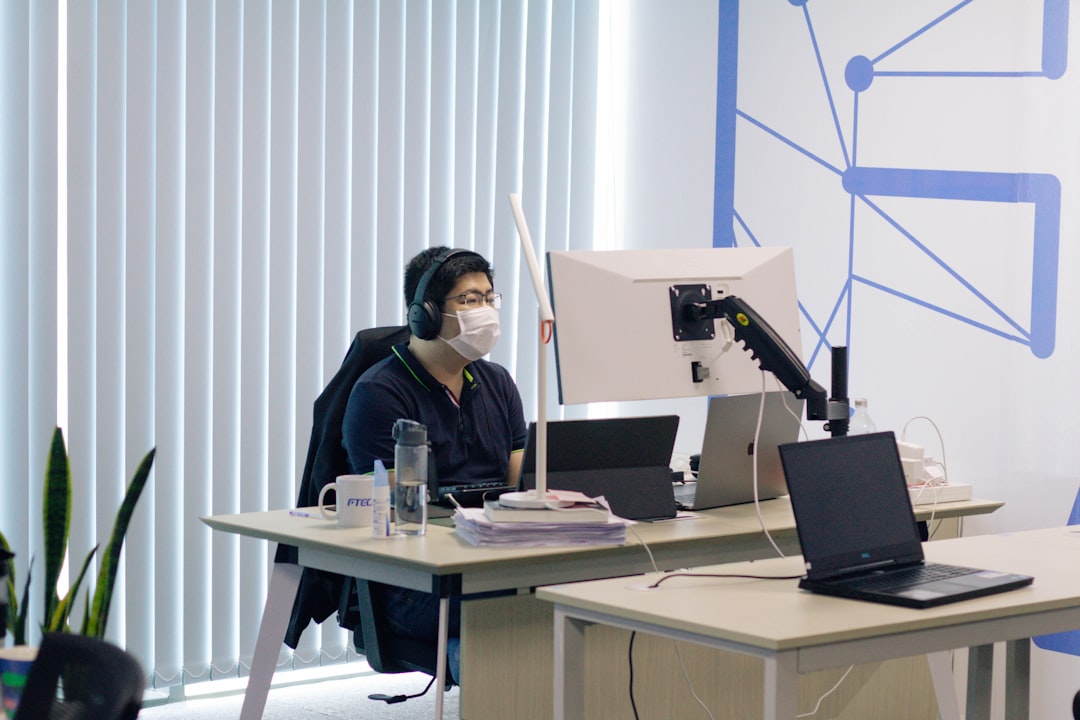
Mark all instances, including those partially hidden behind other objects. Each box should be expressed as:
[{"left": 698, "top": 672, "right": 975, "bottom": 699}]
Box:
[{"left": 0, "top": 645, "right": 37, "bottom": 719}]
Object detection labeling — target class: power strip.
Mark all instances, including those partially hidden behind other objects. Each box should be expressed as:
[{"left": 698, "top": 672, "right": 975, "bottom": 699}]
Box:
[{"left": 908, "top": 483, "right": 972, "bottom": 505}]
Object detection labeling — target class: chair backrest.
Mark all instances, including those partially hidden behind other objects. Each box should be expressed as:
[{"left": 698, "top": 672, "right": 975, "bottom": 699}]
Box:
[
  {"left": 297, "top": 325, "right": 413, "bottom": 509},
  {"left": 280, "top": 325, "right": 411, "bottom": 649},
  {"left": 280, "top": 324, "right": 449, "bottom": 688},
  {"left": 15, "top": 632, "right": 144, "bottom": 720}
]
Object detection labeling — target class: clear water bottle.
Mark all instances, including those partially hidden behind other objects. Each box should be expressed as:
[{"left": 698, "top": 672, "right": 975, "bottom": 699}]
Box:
[
  {"left": 849, "top": 398, "right": 877, "bottom": 435},
  {"left": 393, "top": 419, "right": 429, "bottom": 535}
]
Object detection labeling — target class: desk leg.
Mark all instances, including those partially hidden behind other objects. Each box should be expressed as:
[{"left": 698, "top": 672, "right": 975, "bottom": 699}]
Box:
[
  {"left": 965, "top": 644, "right": 993, "bottom": 720},
  {"left": 435, "top": 597, "right": 448, "bottom": 720},
  {"left": 762, "top": 651, "right": 797, "bottom": 720},
  {"left": 927, "top": 652, "right": 961, "bottom": 720},
  {"left": 240, "top": 562, "right": 302, "bottom": 720},
  {"left": 1003, "top": 639, "right": 1030, "bottom": 720},
  {"left": 552, "top": 608, "right": 587, "bottom": 720}
]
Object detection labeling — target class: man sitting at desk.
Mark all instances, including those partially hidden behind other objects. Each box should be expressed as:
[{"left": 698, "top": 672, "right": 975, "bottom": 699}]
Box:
[{"left": 342, "top": 246, "right": 527, "bottom": 683}]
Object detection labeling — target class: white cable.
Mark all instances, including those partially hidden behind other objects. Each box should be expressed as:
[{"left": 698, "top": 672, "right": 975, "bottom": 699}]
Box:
[
  {"left": 626, "top": 487, "right": 707, "bottom": 716},
  {"left": 796, "top": 664, "right": 855, "bottom": 718},
  {"left": 672, "top": 641, "right": 717, "bottom": 720},
  {"left": 703, "top": 320, "right": 735, "bottom": 367},
  {"left": 754, "top": 372, "right": 786, "bottom": 559},
  {"left": 901, "top": 415, "right": 950, "bottom": 533},
  {"left": 900, "top": 415, "right": 949, "bottom": 484},
  {"left": 623, "top": 522, "right": 659, "bottom": 574},
  {"left": 635, "top": 373, "right": 788, "bottom": 720},
  {"left": 775, "top": 378, "right": 810, "bottom": 441}
]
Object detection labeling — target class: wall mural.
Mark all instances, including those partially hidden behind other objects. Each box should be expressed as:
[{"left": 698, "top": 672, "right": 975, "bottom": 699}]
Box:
[{"left": 713, "top": 0, "right": 1066, "bottom": 371}]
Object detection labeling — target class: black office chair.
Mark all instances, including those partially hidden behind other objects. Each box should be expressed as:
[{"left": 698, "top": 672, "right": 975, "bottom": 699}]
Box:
[
  {"left": 15, "top": 632, "right": 144, "bottom": 720},
  {"left": 340, "top": 577, "right": 447, "bottom": 682},
  {"left": 1073, "top": 688, "right": 1079, "bottom": 720},
  {"left": 277, "top": 325, "right": 410, "bottom": 644},
  {"left": 276, "top": 325, "right": 448, "bottom": 694}
]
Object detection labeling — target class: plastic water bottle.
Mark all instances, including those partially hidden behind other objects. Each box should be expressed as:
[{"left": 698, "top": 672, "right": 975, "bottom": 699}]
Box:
[
  {"left": 849, "top": 398, "right": 877, "bottom": 435},
  {"left": 371, "top": 459, "right": 391, "bottom": 538},
  {"left": 393, "top": 419, "right": 429, "bottom": 535}
]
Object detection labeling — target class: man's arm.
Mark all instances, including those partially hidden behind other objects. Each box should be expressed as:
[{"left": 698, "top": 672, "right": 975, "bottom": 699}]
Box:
[
  {"left": 342, "top": 378, "right": 402, "bottom": 475},
  {"left": 501, "top": 365, "right": 528, "bottom": 485},
  {"left": 506, "top": 448, "right": 524, "bottom": 485}
]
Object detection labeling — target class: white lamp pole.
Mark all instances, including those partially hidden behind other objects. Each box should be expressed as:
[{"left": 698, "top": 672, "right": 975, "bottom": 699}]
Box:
[{"left": 499, "top": 193, "right": 561, "bottom": 509}]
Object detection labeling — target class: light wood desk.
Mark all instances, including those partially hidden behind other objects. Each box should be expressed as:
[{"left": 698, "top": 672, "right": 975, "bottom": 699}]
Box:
[
  {"left": 539, "top": 526, "right": 1080, "bottom": 720},
  {"left": 203, "top": 497, "right": 1001, "bottom": 719}
]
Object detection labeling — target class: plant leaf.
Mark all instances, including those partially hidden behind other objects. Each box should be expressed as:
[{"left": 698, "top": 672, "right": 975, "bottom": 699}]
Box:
[
  {"left": 0, "top": 531, "right": 28, "bottom": 646},
  {"left": 0, "top": 531, "right": 16, "bottom": 637},
  {"left": 47, "top": 545, "right": 97, "bottom": 633},
  {"left": 42, "top": 427, "right": 71, "bottom": 628},
  {"left": 79, "top": 591, "right": 90, "bottom": 636},
  {"left": 16, "top": 560, "right": 30, "bottom": 645},
  {"left": 84, "top": 447, "right": 155, "bottom": 639}
]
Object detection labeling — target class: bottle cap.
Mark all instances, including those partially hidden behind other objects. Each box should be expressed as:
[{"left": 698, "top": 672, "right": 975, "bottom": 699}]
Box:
[{"left": 393, "top": 418, "right": 428, "bottom": 446}]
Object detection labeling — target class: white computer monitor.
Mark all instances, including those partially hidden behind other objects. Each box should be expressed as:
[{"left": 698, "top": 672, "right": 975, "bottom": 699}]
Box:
[{"left": 546, "top": 246, "right": 805, "bottom": 405}]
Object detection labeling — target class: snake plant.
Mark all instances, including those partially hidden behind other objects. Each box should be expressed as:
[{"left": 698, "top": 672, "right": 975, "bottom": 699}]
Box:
[{"left": 0, "top": 427, "right": 155, "bottom": 644}]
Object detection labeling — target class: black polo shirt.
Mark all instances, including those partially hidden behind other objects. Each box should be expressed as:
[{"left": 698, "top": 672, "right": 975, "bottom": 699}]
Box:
[{"left": 342, "top": 343, "right": 527, "bottom": 485}]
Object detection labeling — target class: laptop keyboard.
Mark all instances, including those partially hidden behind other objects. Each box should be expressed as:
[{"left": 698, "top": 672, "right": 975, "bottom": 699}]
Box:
[
  {"left": 673, "top": 482, "right": 696, "bottom": 507},
  {"left": 842, "top": 563, "right": 979, "bottom": 592},
  {"left": 435, "top": 481, "right": 513, "bottom": 507}
]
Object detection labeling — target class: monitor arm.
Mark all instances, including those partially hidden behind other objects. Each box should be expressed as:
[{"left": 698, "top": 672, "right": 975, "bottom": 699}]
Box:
[{"left": 671, "top": 287, "right": 849, "bottom": 428}]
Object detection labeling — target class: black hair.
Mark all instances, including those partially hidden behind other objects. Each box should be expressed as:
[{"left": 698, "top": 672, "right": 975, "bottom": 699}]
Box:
[{"left": 403, "top": 246, "right": 494, "bottom": 309}]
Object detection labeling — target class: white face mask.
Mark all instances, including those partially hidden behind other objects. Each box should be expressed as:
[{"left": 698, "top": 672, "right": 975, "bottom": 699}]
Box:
[{"left": 441, "top": 305, "right": 500, "bottom": 361}]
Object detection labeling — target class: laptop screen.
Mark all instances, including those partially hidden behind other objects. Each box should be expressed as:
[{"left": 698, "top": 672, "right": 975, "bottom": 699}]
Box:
[
  {"left": 693, "top": 391, "right": 802, "bottom": 509},
  {"left": 779, "top": 432, "right": 925, "bottom": 578},
  {"left": 518, "top": 415, "right": 680, "bottom": 521}
]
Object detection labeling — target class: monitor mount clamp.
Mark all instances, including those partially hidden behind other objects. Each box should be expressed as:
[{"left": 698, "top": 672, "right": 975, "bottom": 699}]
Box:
[{"left": 670, "top": 285, "right": 850, "bottom": 436}]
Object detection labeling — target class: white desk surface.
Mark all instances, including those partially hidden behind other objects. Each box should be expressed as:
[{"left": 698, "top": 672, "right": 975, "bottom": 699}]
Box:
[
  {"left": 202, "top": 497, "right": 1004, "bottom": 720},
  {"left": 537, "top": 525, "right": 1080, "bottom": 659},
  {"left": 202, "top": 497, "right": 1002, "bottom": 595}
]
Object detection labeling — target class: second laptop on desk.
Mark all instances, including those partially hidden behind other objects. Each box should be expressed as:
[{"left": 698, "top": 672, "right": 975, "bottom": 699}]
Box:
[
  {"left": 678, "top": 391, "right": 803, "bottom": 510},
  {"left": 779, "top": 431, "right": 1033, "bottom": 608},
  {"left": 518, "top": 415, "right": 680, "bottom": 521}
]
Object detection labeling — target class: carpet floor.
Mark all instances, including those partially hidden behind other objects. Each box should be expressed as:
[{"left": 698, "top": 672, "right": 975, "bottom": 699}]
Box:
[{"left": 139, "top": 663, "right": 459, "bottom": 720}]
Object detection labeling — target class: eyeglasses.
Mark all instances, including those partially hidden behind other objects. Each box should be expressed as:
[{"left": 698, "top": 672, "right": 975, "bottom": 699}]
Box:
[{"left": 444, "top": 291, "right": 502, "bottom": 309}]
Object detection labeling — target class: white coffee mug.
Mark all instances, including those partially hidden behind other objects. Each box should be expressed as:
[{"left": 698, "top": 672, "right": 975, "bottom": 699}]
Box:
[{"left": 318, "top": 474, "right": 374, "bottom": 527}]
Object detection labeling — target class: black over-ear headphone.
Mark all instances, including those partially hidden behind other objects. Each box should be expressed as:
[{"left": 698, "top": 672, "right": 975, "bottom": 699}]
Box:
[{"left": 407, "top": 248, "right": 481, "bottom": 340}]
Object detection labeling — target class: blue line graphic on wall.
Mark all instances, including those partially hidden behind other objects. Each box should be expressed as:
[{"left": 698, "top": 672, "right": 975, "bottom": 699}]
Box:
[{"left": 714, "top": 0, "right": 1066, "bottom": 365}]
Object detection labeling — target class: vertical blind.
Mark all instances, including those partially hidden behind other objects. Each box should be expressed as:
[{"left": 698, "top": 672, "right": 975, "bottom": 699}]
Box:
[{"left": 0, "top": 0, "right": 599, "bottom": 688}]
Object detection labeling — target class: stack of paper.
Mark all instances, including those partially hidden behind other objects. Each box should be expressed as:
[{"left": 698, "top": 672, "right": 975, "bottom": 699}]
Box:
[
  {"left": 482, "top": 498, "right": 610, "bottom": 524},
  {"left": 453, "top": 506, "right": 627, "bottom": 547}
]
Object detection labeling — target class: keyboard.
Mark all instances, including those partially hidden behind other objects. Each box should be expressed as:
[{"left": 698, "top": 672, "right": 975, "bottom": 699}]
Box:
[
  {"left": 673, "top": 482, "right": 696, "bottom": 507},
  {"left": 433, "top": 481, "right": 515, "bottom": 507},
  {"left": 842, "top": 563, "right": 979, "bottom": 592}
]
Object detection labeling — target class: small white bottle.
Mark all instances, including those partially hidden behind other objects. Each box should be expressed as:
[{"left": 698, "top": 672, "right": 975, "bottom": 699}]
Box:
[
  {"left": 371, "top": 459, "right": 391, "bottom": 538},
  {"left": 849, "top": 398, "right": 877, "bottom": 435}
]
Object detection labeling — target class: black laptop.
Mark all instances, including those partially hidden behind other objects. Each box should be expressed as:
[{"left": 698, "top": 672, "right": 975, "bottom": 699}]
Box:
[
  {"left": 427, "top": 461, "right": 515, "bottom": 512},
  {"left": 779, "top": 431, "right": 1033, "bottom": 609},
  {"left": 518, "top": 415, "right": 680, "bottom": 521}
]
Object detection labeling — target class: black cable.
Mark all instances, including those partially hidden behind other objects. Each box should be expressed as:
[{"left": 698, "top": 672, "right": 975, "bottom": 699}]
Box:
[
  {"left": 628, "top": 630, "right": 640, "bottom": 720},
  {"left": 368, "top": 674, "right": 438, "bottom": 704},
  {"left": 647, "top": 571, "right": 804, "bottom": 589}
]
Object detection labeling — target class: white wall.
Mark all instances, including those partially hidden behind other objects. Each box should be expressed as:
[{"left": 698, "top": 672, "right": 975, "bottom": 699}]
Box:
[
  {"left": 616, "top": 1, "right": 1080, "bottom": 717},
  {"left": 605, "top": 0, "right": 721, "bottom": 452}
]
